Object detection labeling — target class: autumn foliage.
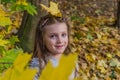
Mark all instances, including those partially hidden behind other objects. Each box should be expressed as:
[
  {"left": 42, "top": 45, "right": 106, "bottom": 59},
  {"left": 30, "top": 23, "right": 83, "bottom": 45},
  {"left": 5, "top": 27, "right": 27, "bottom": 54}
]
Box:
[{"left": 0, "top": 0, "right": 120, "bottom": 80}]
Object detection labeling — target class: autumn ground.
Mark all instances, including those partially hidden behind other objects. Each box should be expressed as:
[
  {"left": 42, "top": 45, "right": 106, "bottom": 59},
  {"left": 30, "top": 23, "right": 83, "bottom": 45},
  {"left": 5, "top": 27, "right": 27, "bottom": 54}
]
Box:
[{"left": 58, "top": 0, "right": 120, "bottom": 79}]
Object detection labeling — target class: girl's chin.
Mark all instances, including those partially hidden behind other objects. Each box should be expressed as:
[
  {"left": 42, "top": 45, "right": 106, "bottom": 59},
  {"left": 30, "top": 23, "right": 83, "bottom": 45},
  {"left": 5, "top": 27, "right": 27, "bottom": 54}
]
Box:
[{"left": 54, "top": 51, "right": 64, "bottom": 54}]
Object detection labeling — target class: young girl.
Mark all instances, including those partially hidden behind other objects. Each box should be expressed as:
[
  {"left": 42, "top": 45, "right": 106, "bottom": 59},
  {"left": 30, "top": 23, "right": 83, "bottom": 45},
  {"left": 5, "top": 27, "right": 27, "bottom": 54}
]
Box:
[{"left": 30, "top": 14, "right": 78, "bottom": 80}]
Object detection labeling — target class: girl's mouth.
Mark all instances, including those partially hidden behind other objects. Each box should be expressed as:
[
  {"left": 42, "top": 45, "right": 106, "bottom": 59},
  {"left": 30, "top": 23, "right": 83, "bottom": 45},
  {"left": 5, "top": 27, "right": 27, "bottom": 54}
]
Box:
[{"left": 55, "top": 45, "right": 64, "bottom": 49}]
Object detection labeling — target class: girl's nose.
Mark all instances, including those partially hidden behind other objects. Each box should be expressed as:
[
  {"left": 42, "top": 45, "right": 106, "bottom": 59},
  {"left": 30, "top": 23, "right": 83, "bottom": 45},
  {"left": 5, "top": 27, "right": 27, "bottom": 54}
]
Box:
[{"left": 57, "top": 36, "right": 62, "bottom": 43}]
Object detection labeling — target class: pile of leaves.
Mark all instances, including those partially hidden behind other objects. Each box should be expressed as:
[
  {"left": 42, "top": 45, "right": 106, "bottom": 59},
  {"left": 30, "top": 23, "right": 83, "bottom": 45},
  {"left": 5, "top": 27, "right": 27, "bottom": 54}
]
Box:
[
  {"left": 58, "top": 0, "right": 120, "bottom": 79},
  {"left": 71, "top": 16, "right": 120, "bottom": 79}
]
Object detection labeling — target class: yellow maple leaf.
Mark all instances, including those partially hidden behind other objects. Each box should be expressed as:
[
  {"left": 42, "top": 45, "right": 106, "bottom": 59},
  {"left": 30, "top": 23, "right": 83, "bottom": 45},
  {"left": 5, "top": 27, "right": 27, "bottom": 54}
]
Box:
[
  {"left": 40, "top": 1, "right": 62, "bottom": 17},
  {"left": 0, "top": 53, "right": 37, "bottom": 80},
  {"left": 17, "top": 69, "right": 37, "bottom": 80},
  {"left": 40, "top": 53, "right": 78, "bottom": 80},
  {"left": 13, "top": 53, "right": 32, "bottom": 72}
]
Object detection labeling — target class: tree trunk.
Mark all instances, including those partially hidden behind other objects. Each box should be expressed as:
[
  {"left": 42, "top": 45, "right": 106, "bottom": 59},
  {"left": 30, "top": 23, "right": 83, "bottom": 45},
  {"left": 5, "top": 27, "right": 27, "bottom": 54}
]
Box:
[
  {"left": 116, "top": 0, "right": 120, "bottom": 28},
  {"left": 17, "top": 0, "right": 48, "bottom": 52}
]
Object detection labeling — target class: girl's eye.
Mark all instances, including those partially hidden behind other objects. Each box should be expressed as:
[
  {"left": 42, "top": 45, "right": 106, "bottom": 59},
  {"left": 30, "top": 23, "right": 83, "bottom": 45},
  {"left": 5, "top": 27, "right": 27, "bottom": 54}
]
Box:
[
  {"left": 50, "top": 34, "right": 56, "bottom": 39},
  {"left": 62, "top": 33, "right": 67, "bottom": 37}
]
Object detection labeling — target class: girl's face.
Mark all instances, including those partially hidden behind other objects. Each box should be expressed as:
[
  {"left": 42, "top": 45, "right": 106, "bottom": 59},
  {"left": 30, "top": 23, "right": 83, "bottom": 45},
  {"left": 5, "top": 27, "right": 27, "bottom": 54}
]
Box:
[{"left": 44, "top": 22, "right": 68, "bottom": 56}]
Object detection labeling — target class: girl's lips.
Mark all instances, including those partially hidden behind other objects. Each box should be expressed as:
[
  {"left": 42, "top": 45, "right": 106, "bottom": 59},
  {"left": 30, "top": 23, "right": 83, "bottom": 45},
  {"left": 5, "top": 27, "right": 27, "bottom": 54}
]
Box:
[{"left": 55, "top": 45, "right": 64, "bottom": 49}]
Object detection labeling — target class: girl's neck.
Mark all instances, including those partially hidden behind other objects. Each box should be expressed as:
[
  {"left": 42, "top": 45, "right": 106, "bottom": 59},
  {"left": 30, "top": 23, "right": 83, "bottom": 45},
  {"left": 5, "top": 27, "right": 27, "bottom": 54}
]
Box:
[{"left": 49, "top": 53, "right": 62, "bottom": 60}]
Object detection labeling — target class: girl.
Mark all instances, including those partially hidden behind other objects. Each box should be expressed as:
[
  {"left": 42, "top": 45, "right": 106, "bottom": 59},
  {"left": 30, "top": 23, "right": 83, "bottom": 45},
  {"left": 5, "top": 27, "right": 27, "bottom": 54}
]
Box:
[{"left": 30, "top": 14, "right": 78, "bottom": 80}]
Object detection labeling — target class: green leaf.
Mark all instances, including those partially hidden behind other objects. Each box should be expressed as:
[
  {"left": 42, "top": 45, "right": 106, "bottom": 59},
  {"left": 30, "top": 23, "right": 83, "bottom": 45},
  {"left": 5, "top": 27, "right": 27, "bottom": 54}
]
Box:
[
  {"left": 0, "top": 48, "right": 23, "bottom": 72},
  {"left": 9, "top": 36, "right": 19, "bottom": 45},
  {"left": 87, "top": 33, "right": 93, "bottom": 41},
  {"left": 0, "top": 48, "right": 23, "bottom": 63},
  {"left": 71, "top": 15, "right": 80, "bottom": 21},
  {"left": 74, "top": 32, "right": 82, "bottom": 39},
  {"left": 1, "top": 0, "right": 16, "bottom": 3},
  {"left": 0, "top": 46, "right": 5, "bottom": 55},
  {"left": 110, "top": 70, "right": 116, "bottom": 79},
  {"left": 71, "top": 15, "right": 85, "bottom": 24},
  {"left": 25, "top": 3, "right": 37, "bottom": 16}
]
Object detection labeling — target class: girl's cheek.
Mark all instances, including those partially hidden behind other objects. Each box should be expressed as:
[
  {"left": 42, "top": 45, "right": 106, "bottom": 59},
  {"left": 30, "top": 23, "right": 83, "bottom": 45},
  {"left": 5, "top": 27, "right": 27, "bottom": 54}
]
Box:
[{"left": 49, "top": 39, "right": 56, "bottom": 44}]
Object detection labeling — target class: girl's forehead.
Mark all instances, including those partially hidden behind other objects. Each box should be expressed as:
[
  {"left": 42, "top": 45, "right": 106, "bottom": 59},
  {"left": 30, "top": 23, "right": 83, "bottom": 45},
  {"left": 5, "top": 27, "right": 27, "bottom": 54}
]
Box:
[{"left": 44, "top": 22, "right": 68, "bottom": 33}]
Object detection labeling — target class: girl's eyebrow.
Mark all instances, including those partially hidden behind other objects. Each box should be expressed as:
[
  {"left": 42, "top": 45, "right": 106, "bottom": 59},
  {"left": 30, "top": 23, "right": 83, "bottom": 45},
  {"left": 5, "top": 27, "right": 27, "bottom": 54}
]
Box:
[
  {"left": 49, "top": 33, "right": 57, "bottom": 35},
  {"left": 49, "top": 31, "right": 67, "bottom": 35},
  {"left": 49, "top": 33, "right": 55, "bottom": 34}
]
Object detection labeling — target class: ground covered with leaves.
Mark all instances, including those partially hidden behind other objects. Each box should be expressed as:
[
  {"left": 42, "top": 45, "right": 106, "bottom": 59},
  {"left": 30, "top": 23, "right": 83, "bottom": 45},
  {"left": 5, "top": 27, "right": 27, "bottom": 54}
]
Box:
[
  {"left": 57, "top": 0, "right": 120, "bottom": 79},
  {"left": 71, "top": 16, "right": 120, "bottom": 79}
]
